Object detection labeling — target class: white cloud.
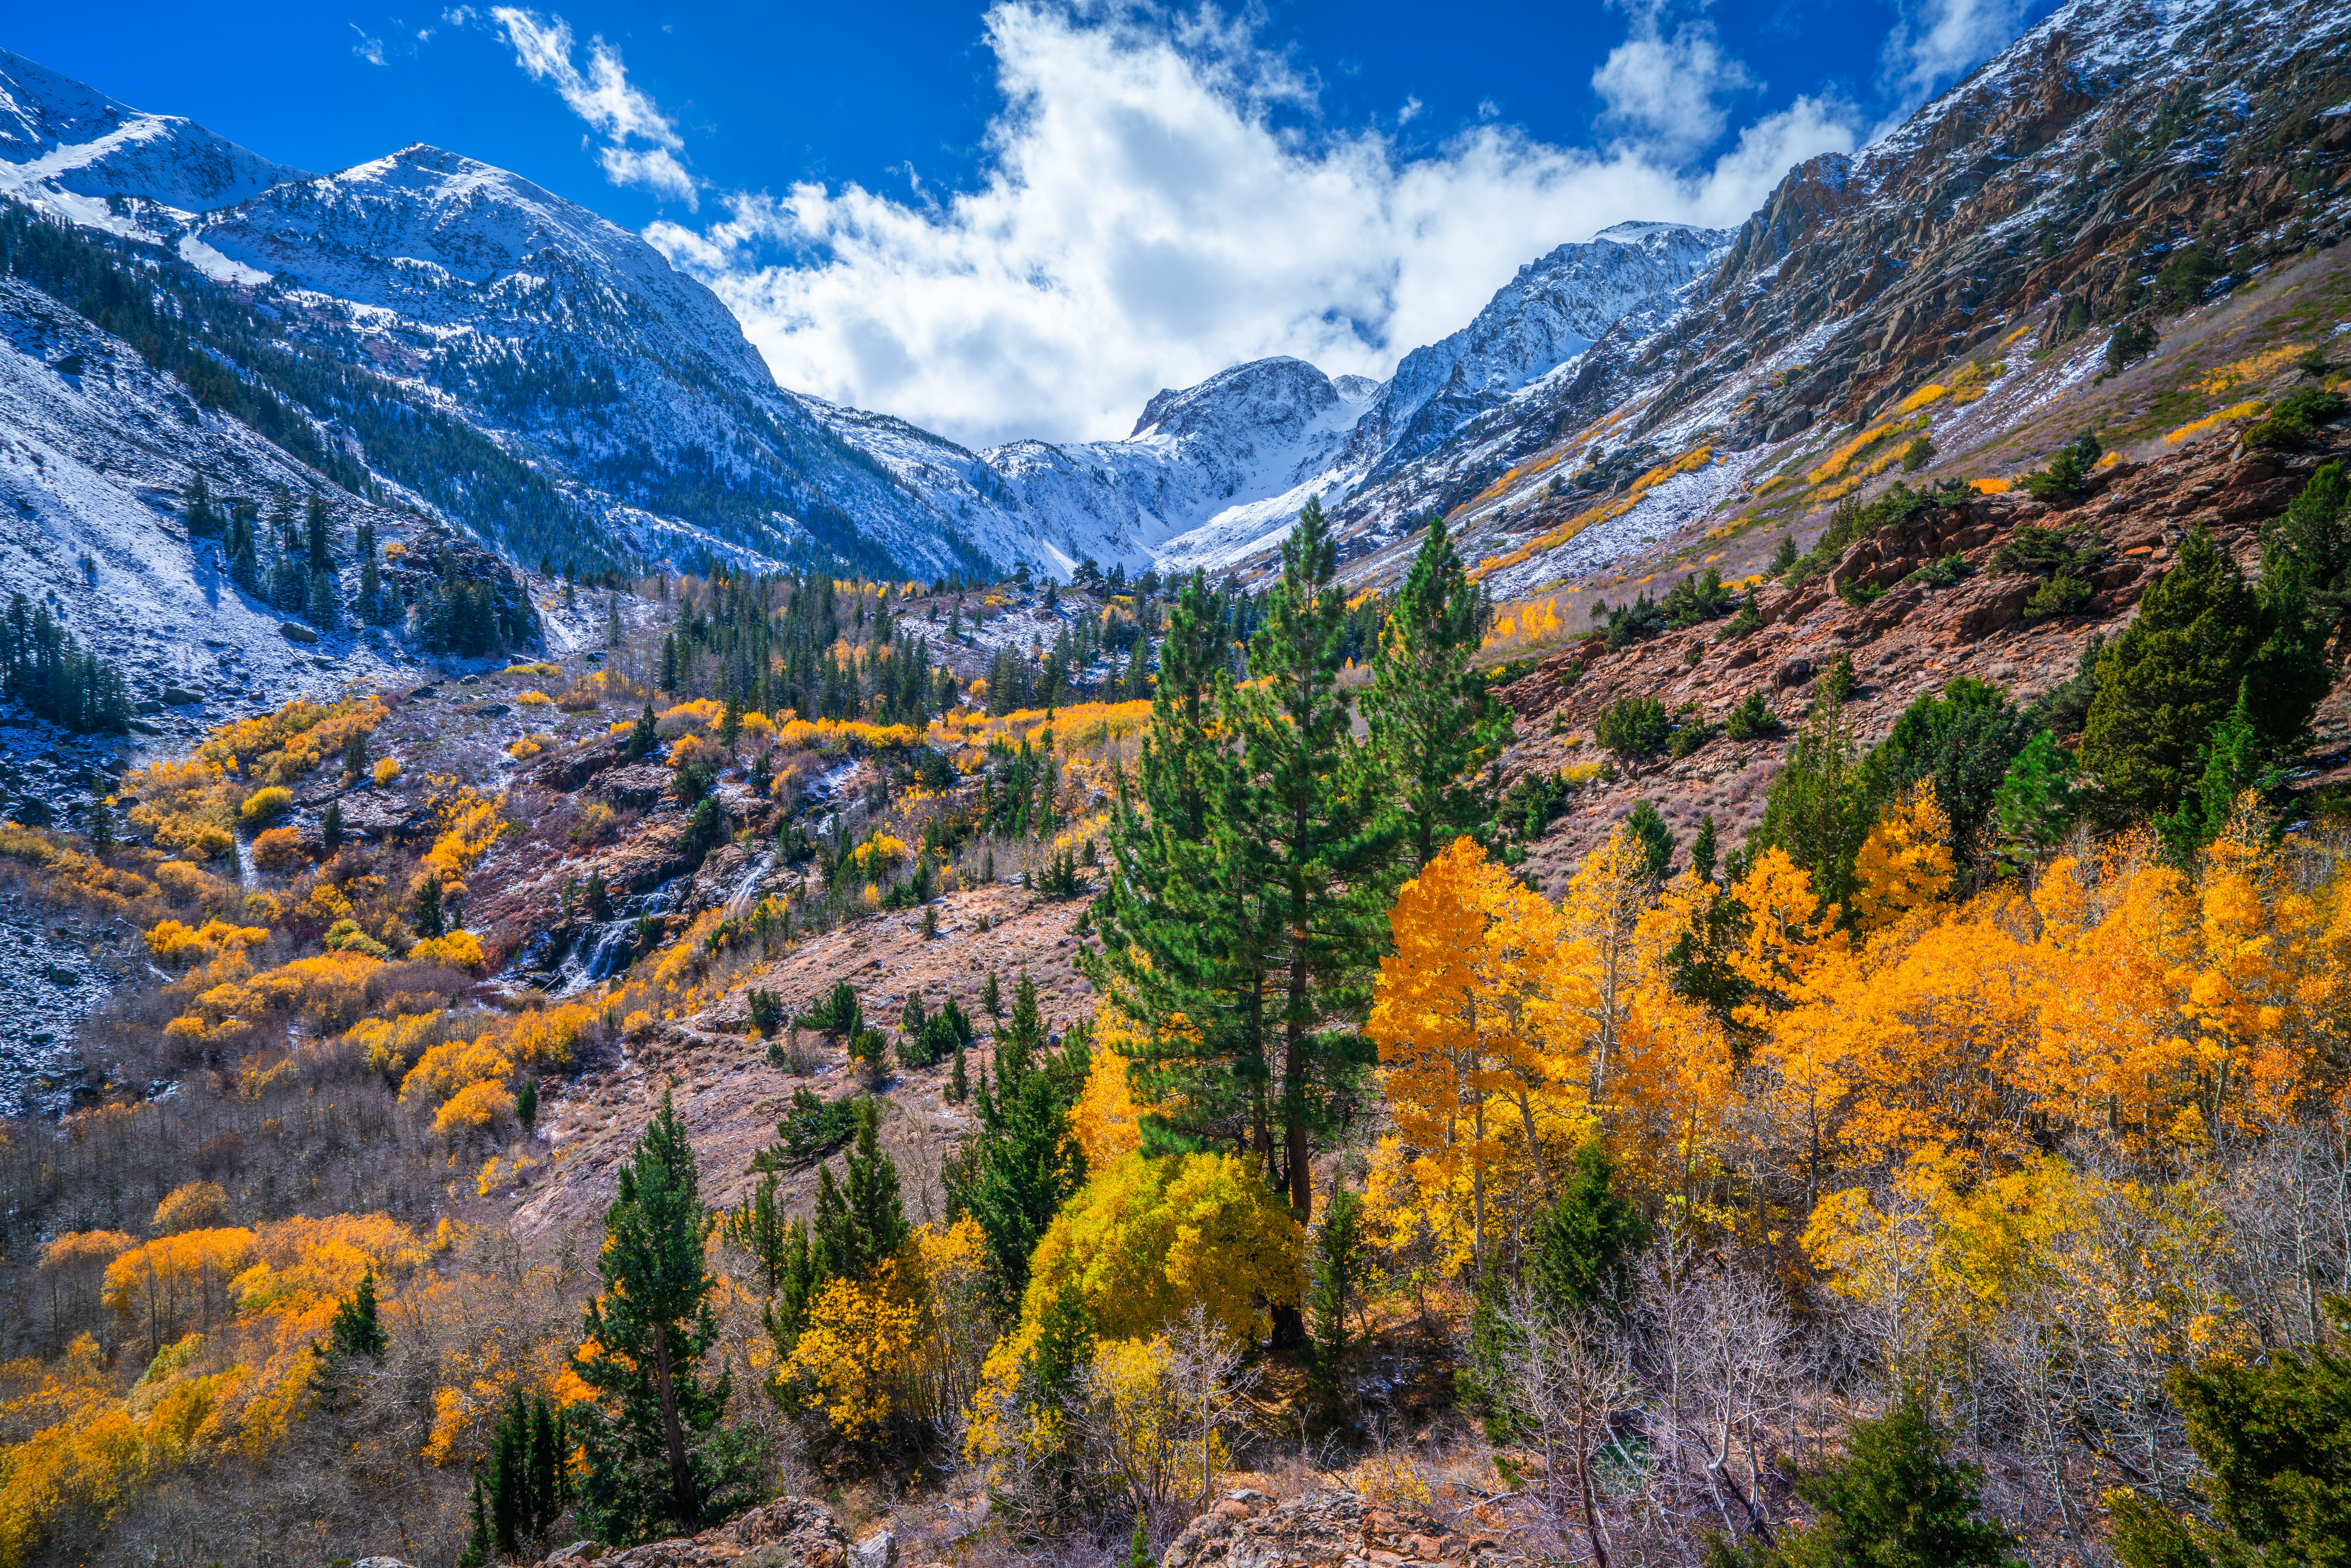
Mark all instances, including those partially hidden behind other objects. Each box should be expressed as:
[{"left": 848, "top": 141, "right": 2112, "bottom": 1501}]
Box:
[
  {"left": 489, "top": 7, "right": 698, "bottom": 206},
  {"left": 1880, "top": 0, "right": 2031, "bottom": 103},
  {"left": 1591, "top": 11, "right": 1757, "bottom": 163},
  {"left": 647, "top": 2, "right": 1853, "bottom": 449},
  {"left": 351, "top": 24, "right": 390, "bottom": 66}
]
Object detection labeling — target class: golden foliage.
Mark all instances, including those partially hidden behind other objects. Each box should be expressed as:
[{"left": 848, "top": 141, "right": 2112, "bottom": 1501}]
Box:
[{"left": 1024, "top": 1152, "right": 1304, "bottom": 1347}]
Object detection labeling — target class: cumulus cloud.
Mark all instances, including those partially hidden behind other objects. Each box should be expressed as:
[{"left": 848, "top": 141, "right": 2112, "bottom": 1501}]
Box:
[
  {"left": 1591, "top": 9, "right": 1756, "bottom": 163},
  {"left": 645, "top": 2, "right": 1853, "bottom": 449},
  {"left": 489, "top": 7, "right": 698, "bottom": 206},
  {"left": 1880, "top": 0, "right": 2032, "bottom": 104}
]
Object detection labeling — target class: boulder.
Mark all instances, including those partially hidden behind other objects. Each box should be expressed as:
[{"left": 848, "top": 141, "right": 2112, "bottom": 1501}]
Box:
[
  {"left": 527, "top": 1498, "right": 849, "bottom": 1568},
  {"left": 600, "top": 763, "right": 675, "bottom": 810},
  {"left": 1161, "top": 1489, "right": 1515, "bottom": 1568}
]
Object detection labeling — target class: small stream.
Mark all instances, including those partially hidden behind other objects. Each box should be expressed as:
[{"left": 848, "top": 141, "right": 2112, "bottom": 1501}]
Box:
[{"left": 504, "top": 870, "right": 697, "bottom": 997}]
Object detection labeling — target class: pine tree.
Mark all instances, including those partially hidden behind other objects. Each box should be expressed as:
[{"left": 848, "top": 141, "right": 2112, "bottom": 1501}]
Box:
[
  {"left": 1364, "top": 512, "right": 1513, "bottom": 869},
  {"left": 1720, "top": 1393, "right": 2016, "bottom": 1568},
  {"left": 1749, "top": 695, "right": 1872, "bottom": 914},
  {"left": 957, "top": 1011, "right": 1086, "bottom": 1305},
  {"left": 2110, "top": 1297, "right": 2351, "bottom": 1568},
  {"left": 1988, "top": 731, "right": 2077, "bottom": 871},
  {"left": 1222, "top": 498, "right": 1396, "bottom": 1228},
  {"left": 1083, "top": 570, "right": 1260, "bottom": 1160},
  {"left": 720, "top": 1170, "right": 791, "bottom": 1295},
  {"left": 458, "top": 1474, "right": 494, "bottom": 1568},
  {"left": 811, "top": 1098, "right": 908, "bottom": 1281},
  {"left": 413, "top": 873, "right": 447, "bottom": 939},
  {"left": 2080, "top": 527, "right": 2308, "bottom": 825},
  {"left": 624, "top": 703, "right": 658, "bottom": 763},
  {"left": 307, "top": 567, "right": 337, "bottom": 629},
  {"left": 950, "top": 1040, "right": 968, "bottom": 1102},
  {"left": 1305, "top": 1182, "right": 1367, "bottom": 1422},
  {"left": 304, "top": 492, "right": 332, "bottom": 570},
  {"left": 574, "top": 1092, "right": 757, "bottom": 1543},
  {"left": 981, "top": 970, "right": 1001, "bottom": 1021},
  {"left": 517, "top": 1076, "right": 539, "bottom": 1133},
  {"left": 324, "top": 1268, "right": 388, "bottom": 1358},
  {"left": 1526, "top": 1141, "right": 1649, "bottom": 1317},
  {"left": 2262, "top": 460, "right": 2351, "bottom": 661}
]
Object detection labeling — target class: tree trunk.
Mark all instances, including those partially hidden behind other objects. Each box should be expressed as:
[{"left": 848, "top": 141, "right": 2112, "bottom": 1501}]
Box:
[{"left": 650, "top": 1320, "right": 697, "bottom": 1528}]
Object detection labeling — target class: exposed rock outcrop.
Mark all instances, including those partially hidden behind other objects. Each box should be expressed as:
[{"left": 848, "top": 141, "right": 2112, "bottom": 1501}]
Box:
[
  {"left": 523, "top": 1498, "right": 851, "bottom": 1568},
  {"left": 1163, "top": 1489, "right": 1517, "bottom": 1568}
]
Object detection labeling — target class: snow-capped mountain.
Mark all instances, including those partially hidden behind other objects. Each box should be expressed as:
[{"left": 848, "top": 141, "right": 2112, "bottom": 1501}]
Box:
[
  {"left": 951, "top": 223, "right": 1734, "bottom": 574},
  {"left": 0, "top": 45, "right": 1743, "bottom": 586},
  {"left": 0, "top": 271, "right": 418, "bottom": 739},
  {"left": 0, "top": 46, "right": 305, "bottom": 239},
  {"left": 1344, "top": 222, "right": 1733, "bottom": 479}
]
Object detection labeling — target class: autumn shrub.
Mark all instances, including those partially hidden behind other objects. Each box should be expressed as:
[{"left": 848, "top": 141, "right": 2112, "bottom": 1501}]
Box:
[
  {"left": 249, "top": 826, "right": 309, "bottom": 874},
  {"left": 239, "top": 787, "right": 293, "bottom": 825},
  {"left": 1021, "top": 1151, "right": 1305, "bottom": 1348},
  {"left": 152, "top": 1180, "right": 231, "bottom": 1235}
]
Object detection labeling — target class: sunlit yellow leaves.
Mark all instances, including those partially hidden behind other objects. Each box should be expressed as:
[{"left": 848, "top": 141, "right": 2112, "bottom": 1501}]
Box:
[{"left": 1024, "top": 1152, "right": 1304, "bottom": 1348}]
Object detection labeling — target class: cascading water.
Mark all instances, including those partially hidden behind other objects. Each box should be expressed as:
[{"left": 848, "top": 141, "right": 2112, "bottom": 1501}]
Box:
[{"left": 533, "top": 871, "right": 693, "bottom": 997}]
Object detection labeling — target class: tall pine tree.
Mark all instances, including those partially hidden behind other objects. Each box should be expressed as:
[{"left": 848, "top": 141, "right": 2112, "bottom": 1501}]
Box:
[
  {"left": 1223, "top": 497, "right": 1397, "bottom": 1226},
  {"left": 1364, "top": 512, "right": 1513, "bottom": 869},
  {"left": 573, "top": 1092, "right": 757, "bottom": 1544}
]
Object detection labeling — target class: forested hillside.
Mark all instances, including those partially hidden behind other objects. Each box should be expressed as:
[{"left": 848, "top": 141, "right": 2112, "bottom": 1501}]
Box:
[{"left": 2, "top": 391, "right": 2350, "bottom": 1564}]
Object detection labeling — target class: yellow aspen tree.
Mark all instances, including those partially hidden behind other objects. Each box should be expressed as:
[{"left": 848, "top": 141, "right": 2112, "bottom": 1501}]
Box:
[
  {"left": 1368, "top": 837, "right": 1580, "bottom": 1267},
  {"left": 1849, "top": 784, "right": 1956, "bottom": 933},
  {"left": 1555, "top": 824, "right": 1651, "bottom": 1106}
]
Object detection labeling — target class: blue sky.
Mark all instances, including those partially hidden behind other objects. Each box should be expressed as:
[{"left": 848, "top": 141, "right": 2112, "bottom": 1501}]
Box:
[{"left": 8, "top": 0, "right": 2054, "bottom": 444}]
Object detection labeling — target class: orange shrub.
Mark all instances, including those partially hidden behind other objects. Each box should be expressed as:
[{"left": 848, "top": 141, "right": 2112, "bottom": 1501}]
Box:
[{"left": 249, "top": 826, "right": 308, "bottom": 874}]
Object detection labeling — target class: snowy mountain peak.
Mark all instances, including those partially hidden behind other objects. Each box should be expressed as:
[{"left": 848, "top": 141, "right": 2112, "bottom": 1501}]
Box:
[
  {"left": 1128, "top": 356, "right": 1346, "bottom": 443},
  {"left": 0, "top": 47, "right": 308, "bottom": 237}
]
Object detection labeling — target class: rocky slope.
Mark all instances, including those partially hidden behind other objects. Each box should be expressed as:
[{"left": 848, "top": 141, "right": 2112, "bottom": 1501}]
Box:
[
  {"left": 1304, "top": 0, "right": 2351, "bottom": 607},
  {"left": 1490, "top": 422, "right": 2351, "bottom": 889}
]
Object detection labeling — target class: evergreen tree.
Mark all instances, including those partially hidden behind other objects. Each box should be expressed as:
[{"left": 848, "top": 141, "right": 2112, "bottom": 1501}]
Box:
[
  {"left": 1987, "top": 731, "right": 2077, "bottom": 871},
  {"left": 324, "top": 1268, "right": 388, "bottom": 1359},
  {"left": 981, "top": 969, "right": 1001, "bottom": 1021},
  {"left": 1625, "top": 800, "right": 1676, "bottom": 882},
  {"left": 458, "top": 1475, "right": 494, "bottom": 1568},
  {"left": 720, "top": 1170, "right": 791, "bottom": 1296},
  {"left": 1861, "top": 679, "right": 2032, "bottom": 876},
  {"left": 413, "top": 873, "right": 447, "bottom": 939},
  {"left": 306, "top": 567, "right": 337, "bottom": 629},
  {"left": 2110, "top": 1296, "right": 2351, "bottom": 1568},
  {"left": 950, "top": 1040, "right": 969, "bottom": 1102},
  {"left": 1305, "top": 1182, "right": 1367, "bottom": 1423},
  {"left": 956, "top": 1013, "right": 1087, "bottom": 1305},
  {"left": 1718, "top": 1393, "right": 2017, "bottom": 1568},
  {"left": 1527, "top": 1141, "right": 1649, "bottom": 1317},
  {"left": 810, "top": 1098, "right": 908, "bottom": 1281},
  {"left": 1222, "top": 499, "right": 1396, "bottom": 1231},
  {"left": 182, "top": 474, "right": 220, "bottom": 537},
  {"left": 230, "top": 512, "right": 261, "bottom": 596},
  {"left": 2080, "top": 527, "right": 2316, "bottom": 825},
  {"left": 344, "top": 727, "right": 370, "bottom": 778},
  {"left": 2261, "top": 460, "right": 2351, "bottom": 662},
  {"left": 304, "top": 492, "right": 332, "bottom": 571},
  {"left": 517, "top": 1076, "right": 539, "bottom": 1133},
  {"left": 574, "top": 1092, "right": 758, "bottom": 1543},
  {"left": 1749, "top": 696, "right": 1872, "bottom": 914},
  {"left": 1364, "top": 512, "right": 1513, "bottom": 869},
  {"left": 624, "top": 703, "right": 658, "bottom": 763}
]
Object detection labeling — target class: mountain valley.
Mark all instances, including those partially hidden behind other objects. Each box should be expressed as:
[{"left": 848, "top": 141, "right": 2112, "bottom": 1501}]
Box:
[{"left": 2, "top": 0, "right": 2351, "bottom": 1564}]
